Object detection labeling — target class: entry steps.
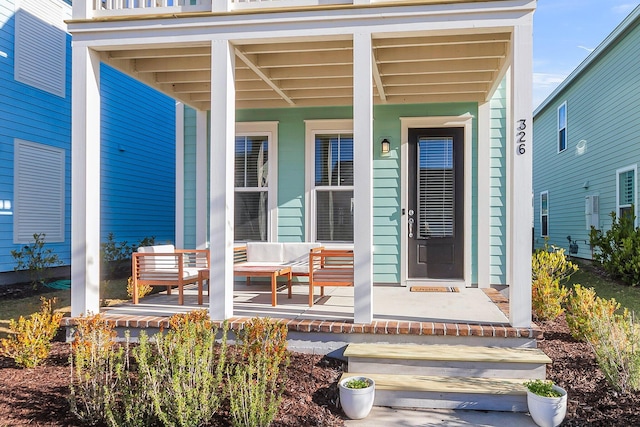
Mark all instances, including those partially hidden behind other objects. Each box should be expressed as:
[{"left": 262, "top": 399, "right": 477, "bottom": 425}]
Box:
[{"left": 341, "top": 343, "right": 552, "bottom": 412}]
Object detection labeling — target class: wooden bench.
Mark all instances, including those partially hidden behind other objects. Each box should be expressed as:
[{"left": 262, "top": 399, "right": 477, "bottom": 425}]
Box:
[
  {"left": 131, "top": 244, "right": 209, "bottom": 305},
  {"left": 308, "top": 248, "right": 354, "bottom": 307}
]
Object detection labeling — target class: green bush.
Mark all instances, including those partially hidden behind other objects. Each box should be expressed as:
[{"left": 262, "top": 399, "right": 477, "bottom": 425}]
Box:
[
  {"left": 11, "top": 233, "right": 63, "bottom": 288},
  {"left": 590, "top": 211, "right": 640, "bottom": 286},
  {"left": 228, "top": 317, "right": 290, "bottom": 427},
  {"left": 134, "top": 311, "right": 227, "bottom": 427},
  {"left": 68, "top": 313, "right": 125, "bottom": 426},
  {"left": 588, "top": 310, "right": 640, "bottom": 394},
  {"left": 531, "top": 243, "right": 576, "bottom": 320}
]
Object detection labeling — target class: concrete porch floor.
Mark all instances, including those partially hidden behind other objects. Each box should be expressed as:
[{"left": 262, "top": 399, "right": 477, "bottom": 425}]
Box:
[
  {"left": 101, "top": 282, "right": 510, "bottom": 325},
  {"left": 66, "top": 281, "right": 543, "bottom": 352}
]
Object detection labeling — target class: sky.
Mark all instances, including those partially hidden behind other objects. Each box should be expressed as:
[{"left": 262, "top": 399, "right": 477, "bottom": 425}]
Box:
[{"left": 533, "top": 0, "right": 639, "bottom": 109}]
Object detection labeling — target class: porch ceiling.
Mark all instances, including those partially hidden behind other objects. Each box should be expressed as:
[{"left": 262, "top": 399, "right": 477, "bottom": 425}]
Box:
[{"left": 101, "top": 31, "right": 511, "bottom": 111}]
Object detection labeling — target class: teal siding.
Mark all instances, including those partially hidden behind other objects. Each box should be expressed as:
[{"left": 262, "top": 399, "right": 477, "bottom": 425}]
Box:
[
  {"left": 490, "top": 80, "right": 507, "bottom": 284},
  {"left": 185, "top": 103, "right": 479, "bottom": 284},
  {"left": 533, "top": 13, "right": 640, "bottom": 259}
]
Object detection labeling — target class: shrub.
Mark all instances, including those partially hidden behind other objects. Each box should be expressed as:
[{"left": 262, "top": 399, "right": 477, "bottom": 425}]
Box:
[
  {"left": 68, "top": 313, "right": 125, "bottom": 426},
  {"left": 588, "top": 310, "right": 640, "bottom": 394},
  {"left": 531, "top": 243, "right": 576, "bottom": 321},
  {"left": 228, "top": 317, "right": 290, "bottom": 427},
  {"left": 126, "top": 276, "right": 152, "bottom": 300},
  {"left": 566, "top": 284, "right": 621, "bottom": 343},
  {"left": 0, "top": 297, "right": 63, "bottom": 368},
  {"left": 11, "top": 233, "right": 63, "bottom": 288},
  {"left": 590, "top": 210, "right": 640, "bottom": 286},
  {"left": 134, "top": 311, "right": 227, "bottom": 427}
]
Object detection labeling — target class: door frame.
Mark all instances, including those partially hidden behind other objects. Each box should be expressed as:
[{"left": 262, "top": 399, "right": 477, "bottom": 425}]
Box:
[{"left": 400, "top": 115, "right": 473, "bottom": 287}]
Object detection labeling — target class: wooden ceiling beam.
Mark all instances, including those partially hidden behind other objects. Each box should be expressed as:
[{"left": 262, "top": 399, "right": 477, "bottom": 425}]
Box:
[{"left": 235, "top": 48, "right": 295, "bottom": 106}]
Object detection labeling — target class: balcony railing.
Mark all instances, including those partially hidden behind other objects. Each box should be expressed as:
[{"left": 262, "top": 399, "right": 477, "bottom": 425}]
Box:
[{"left": 92, "top": 0, "right": 354, "bottom": 17}]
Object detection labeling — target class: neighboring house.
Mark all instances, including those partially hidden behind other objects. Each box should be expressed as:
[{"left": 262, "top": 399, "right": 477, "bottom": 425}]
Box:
[
  {"left": 0, "top": 0, "right": 176, "bottom": 281},
  {"left": 68, "top": 0, "right": 536, "bottom": 327},
  {"left": 533, "top": 5, "right": 640, "bottom": 259}
]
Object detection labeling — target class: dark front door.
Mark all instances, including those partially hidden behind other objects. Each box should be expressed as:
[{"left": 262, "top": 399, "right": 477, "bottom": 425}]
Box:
[{"left": 408, "top": 127, "right": 464, "bottom": 280}]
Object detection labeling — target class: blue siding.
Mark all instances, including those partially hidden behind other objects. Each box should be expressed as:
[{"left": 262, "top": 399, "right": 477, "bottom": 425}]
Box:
[
  {"left": 0, "top": 1, "right": 175, "bottom": 273},
  {"left": 100, "top": 64, "right": 176, "bottom": 245},
  {"left": 533, "top": 10, "right": 640, "bottom": 259}
]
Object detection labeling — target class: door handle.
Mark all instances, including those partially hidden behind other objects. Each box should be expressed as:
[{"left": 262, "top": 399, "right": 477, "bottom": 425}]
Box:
[{"left": 408, "top": 217, "right": 414, "bottom": 238}]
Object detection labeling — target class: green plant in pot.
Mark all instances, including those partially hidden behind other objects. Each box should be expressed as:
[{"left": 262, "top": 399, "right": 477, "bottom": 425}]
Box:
[
  {"left": 339, "top": 376, "right": 375, "bottom": 419},
  {"left": 524, "top": 379, "right": 567, "bottom": 427}
]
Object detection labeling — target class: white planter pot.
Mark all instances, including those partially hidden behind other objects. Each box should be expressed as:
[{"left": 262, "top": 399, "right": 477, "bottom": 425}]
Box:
[
  {"left": 339, "top": 376, "right": 375, "bottom": 420},
  {"left": 527, "top": 385, "right": 567, "bottom": 427}
]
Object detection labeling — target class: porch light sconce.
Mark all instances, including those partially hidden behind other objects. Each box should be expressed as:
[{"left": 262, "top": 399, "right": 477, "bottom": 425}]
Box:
[{"left": 381, "top": 138, "right": 391, "bottom": 155}]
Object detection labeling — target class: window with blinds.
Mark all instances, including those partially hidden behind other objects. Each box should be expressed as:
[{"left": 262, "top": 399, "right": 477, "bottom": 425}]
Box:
[
  {"left": 417, "top": 137, "right": 454, "bottom": 238},
  {"left": 314, "top": 134, "right": 353, "bottom": 242},
  {"left": 14, "top": 140, "right": 65, "bottom": 243},
  {"left": 234, "top": 135, "right": 269, "bottom": 241},
  {"left": 617, "top": 166, "right": 636, "bottom": 220},
  {"left": 557, "top": 102, "right": 567, "bottom": 153}
]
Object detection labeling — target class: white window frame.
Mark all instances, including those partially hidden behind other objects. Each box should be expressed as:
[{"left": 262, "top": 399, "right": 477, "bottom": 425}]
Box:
[
  {"left": 304, "top": 119, "right": 354, "bottom": 244},
  {"left": 234, "top": 121, "right": 278, "bottom": 242},
  {"left": 540, "top": 191, "right": 549, "bottom": 237},
  {"left": 14, "top": 139, "right": 65, "bottom": 243},
  {"left": 557, "top": 102, "right": 567, "bottom": 153},
  {"left": 616, "top": 164, "right": 637, "bottom": 225}
]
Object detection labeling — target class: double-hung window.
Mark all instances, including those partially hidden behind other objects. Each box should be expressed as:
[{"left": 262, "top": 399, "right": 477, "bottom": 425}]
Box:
[
  {"left": 617, "top": 165, "right": 636, "bottom": 222},
  {"left": 557, "top": 102, "right": 567, "bottom": 153},
  {"left": 234, "top": 122, "right": 278, "bottom": 242},
  {"left": 540, "top": 191, "right": 549, "bottom": 237},
  {"left": 306, "top": 120, "right": 354, "bottom": 243}
]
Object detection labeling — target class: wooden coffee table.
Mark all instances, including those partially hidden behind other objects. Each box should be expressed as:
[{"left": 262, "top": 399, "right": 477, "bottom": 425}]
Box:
[
  {"left": 199, "top": 265, "right": 293, "bottom": 306},
  {"left": 234, "top": 265, "right": 292, "bottom": 306}
]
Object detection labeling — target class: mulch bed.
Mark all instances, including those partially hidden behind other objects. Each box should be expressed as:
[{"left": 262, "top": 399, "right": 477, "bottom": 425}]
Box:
[{"left": 1, "top": 281, "right": 638, "bottom": 425}]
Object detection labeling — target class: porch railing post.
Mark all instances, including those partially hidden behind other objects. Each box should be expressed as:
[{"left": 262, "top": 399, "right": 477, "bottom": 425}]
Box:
[{"left": 352, "top": 31, "right": 374, "bottom": 324}]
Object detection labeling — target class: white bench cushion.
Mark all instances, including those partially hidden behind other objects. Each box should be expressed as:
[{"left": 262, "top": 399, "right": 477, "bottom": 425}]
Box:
[{"left": 246, "top": 242, "right": 284, "bottom": 263}]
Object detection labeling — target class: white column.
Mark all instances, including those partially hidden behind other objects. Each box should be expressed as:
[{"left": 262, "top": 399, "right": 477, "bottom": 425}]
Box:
[
  {"left": 353, "top": 32, "right": 374, "bottom": 324},
  {"left": 175, "top": 102, "right": 185, "bottom": 248},
  {"left": 71, "top": 45, "right": 101, "bottom": 317},
  {"left": 196, "top": 110, "right": 208, "bottom": 250},
  {"left": 209, "top": 39, "right": 235, "bottom": 319},
  {"left": 508, "top": 19, "right": 533, "bottom": 327},
  {"left": 477, "top": 101, "right": 491, "bottom": 288}
]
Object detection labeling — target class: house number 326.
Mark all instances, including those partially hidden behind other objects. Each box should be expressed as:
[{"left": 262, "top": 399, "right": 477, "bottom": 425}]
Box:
[{"left": 516, "top": 119, "right": 526, "bottom": 155}]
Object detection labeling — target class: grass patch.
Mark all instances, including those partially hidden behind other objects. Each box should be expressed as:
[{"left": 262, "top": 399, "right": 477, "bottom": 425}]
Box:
[
  {"left": 567, "top": 261, "right": 640, "bottom": 314},
  {"left": 0, "top": 278, "right": 129, "bottom": 338}
]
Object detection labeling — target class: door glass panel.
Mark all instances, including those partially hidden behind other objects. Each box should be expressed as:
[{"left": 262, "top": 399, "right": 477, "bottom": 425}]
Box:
[{"left": 417, "top": 137, "right": 454, "bottom": 238}]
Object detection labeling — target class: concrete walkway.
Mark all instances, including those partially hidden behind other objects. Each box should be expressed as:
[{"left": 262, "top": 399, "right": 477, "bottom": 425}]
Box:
[{"left": 345, "top": 406, "right": 537, "bottom": 426}]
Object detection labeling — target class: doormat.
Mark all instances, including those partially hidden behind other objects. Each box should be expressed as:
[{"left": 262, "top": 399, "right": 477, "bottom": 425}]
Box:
[{"left": 410, "top": 286, "right": 460, "bottom": 293}]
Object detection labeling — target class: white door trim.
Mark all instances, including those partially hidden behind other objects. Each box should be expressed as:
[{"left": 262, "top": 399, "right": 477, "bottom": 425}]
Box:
[{"left": 400, "top": 115, "right": 474, "bottom": 287}]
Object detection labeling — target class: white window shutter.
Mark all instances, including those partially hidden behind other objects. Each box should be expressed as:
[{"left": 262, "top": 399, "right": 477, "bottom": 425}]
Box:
[
  {"left": 14, "top": 0, "right": 67, "bottom": 97},
  {"left": 14, "top": 140, "right": 65, "bottom": 243}
]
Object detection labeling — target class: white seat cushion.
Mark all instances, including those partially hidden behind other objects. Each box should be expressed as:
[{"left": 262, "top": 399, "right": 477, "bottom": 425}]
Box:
[
  {"left": 246, "top": 242, "right": 284, "bottom": 263},
  {"left": 138, "top": 244, "right": 177, "bottom": 270}
]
